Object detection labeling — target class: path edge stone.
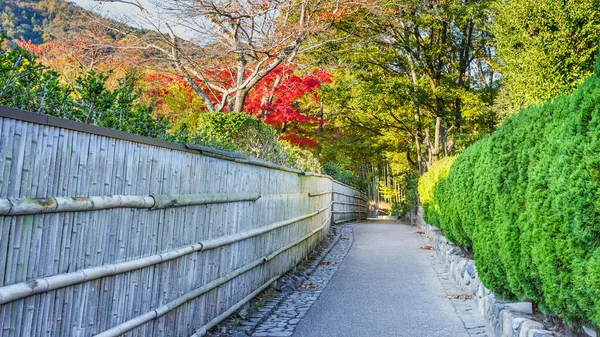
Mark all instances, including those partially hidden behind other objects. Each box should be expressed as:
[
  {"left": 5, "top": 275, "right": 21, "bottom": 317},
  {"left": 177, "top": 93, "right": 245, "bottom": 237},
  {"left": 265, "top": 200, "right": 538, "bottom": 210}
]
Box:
[{"left": 412, "top": 207, "right": 563, "bottom": 337}]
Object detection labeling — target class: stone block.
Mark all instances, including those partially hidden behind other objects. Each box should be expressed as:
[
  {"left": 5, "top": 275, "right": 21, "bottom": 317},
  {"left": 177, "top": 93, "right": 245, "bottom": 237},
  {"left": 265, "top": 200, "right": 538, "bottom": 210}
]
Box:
[
  {"left": 583, "top": 326, "right": 597, "bottom": 337},
  {"left": 528, "top": 329, "right": 554, "bottom": 337},
  {"left": 505, "top": 302, "right": 533, "bottom": 315},
  {"left": 469, "top": 278, "right": 481, "bottom": 296},
  {"left": 512, "top": 316, "right": 532, "bottom": 332},
  {"left": 518, "top": 320, "right": 545, "bottom": 337},
  {"left": 501, "top": 310, "right": 533, "bottom": 337}
]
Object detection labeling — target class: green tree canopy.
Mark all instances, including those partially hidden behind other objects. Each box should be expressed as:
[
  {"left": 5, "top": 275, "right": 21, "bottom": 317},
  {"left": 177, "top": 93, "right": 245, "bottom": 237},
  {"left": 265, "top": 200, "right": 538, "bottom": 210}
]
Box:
[{"left": 493, "top": 0, "right": 600, "bottom": 114}]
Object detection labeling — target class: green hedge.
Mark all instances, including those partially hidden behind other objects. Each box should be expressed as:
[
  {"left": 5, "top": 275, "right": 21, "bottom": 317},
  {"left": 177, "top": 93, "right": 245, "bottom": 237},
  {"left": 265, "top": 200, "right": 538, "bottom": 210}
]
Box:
[
  {"left": 423, "top": 62, "right": 600, "bottom": 328},
  {"left": 418, "top": 156, "right": 455, "bottom": 232}
]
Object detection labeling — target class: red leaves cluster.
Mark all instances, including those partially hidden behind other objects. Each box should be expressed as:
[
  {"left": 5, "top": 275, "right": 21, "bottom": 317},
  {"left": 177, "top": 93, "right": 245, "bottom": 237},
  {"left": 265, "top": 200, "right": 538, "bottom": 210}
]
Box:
[
  {"left": 15, "top": 38, "right": 44, "bottom": 56},
  {"left": 144, "top": 63, "right": 332, "bottom": 147},
  {"left": 245, "top": 64, "right": 330, "bottom": 123},
  {"left": 245, "top": 64, "right": 331, "bottom": 147},
  {"left": 279, "top": 134, "right": 319, "bottom": 148}
]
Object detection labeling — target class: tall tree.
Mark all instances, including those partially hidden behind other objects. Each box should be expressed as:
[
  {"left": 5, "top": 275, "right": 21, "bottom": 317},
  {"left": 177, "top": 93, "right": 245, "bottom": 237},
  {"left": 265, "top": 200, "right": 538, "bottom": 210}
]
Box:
[
  {"left": 100, "top": 0, "right": 350, "bottom": 112},
  {"left": 319, "top": 0, "right": 498, "bottom": 175},
  {"left": 493, "top": 0, "right": 600, "bottom": 114}
]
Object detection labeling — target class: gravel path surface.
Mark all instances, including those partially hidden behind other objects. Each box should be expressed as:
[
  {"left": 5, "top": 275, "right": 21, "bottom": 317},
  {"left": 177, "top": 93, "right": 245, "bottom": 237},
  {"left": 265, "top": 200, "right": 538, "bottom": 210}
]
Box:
[{"left": 252, "top": 220, "right": 493, "bottom": 337}]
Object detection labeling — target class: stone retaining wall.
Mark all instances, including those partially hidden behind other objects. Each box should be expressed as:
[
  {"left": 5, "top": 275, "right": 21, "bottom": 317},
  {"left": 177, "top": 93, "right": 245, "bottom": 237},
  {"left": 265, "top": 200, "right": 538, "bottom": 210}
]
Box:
[{"left": 413, "top": 207, "right": 561, "bottom": 337}]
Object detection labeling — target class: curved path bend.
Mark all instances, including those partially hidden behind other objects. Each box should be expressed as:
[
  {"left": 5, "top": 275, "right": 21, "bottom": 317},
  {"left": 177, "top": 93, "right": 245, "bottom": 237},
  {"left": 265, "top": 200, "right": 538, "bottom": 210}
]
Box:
[{"left": 253, "top": 220, "right": 493, "bottom": 337}]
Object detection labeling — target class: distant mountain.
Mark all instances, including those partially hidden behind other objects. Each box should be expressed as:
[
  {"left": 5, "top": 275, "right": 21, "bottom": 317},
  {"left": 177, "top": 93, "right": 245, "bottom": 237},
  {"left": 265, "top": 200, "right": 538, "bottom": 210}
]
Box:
[
  {"left": 0, "top": 0, "right": 146, "bottom": 45},
  {"left": 0, "top": 0, "right": 50, "bottom": 43}
]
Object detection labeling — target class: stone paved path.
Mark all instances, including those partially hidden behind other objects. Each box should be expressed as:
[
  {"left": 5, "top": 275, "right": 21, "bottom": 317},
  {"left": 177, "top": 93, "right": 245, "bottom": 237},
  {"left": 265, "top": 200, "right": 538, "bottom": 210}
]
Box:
[
  {"left": 252, "top": 220, "right": 493, "bottom": 337},
  {"left": 251, "top": 225, "right": 355, "bottom": 337}
]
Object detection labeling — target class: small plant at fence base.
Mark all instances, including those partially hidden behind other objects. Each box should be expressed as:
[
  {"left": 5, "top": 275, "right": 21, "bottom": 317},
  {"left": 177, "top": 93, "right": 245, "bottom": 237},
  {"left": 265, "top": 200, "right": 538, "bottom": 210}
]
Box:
[{"left": 420, "top": 52, "right": 600, "bottom": 330}]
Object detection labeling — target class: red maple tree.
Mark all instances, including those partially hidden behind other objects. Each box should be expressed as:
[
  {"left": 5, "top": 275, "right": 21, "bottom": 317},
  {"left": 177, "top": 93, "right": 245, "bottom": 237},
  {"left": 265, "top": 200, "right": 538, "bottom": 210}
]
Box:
[{"left": 145, "top": 64, "right": 332, "bottom": 147}]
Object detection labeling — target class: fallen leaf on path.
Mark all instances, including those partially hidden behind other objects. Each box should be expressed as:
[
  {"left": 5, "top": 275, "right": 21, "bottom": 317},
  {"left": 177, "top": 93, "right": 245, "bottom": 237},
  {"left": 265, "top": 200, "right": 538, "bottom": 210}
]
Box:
[
  {"left": 319, "top": 261, "right": 336, "bottom": 266},
  {"left": 416, "top": 231, "right": 425, "bottom": 235},
  {"left": 420, "top": 245, "right": 435, "bottom": 250},
  {"left": 301, "top": 283, "right": 318, "bottom": 290},
  {"left": 445, "top": 294, "right": 472, "bottom": 300},
  {"left": 339, "top": 237, "right": 349, "bottom": 241}
]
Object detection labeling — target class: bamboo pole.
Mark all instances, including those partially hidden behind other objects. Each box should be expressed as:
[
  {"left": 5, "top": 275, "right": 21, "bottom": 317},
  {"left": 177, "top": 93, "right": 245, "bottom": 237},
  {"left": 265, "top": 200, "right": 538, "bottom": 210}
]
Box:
[
  {"left": 308, "top": 191, "right": 332, "bottom": 197},
  {"left": 332, "top": 191, "right": 369, "bottom": 203},
  {"left": 332, "top": 210, "right": 368, "bottom": 214},
  {"left": 334, "top": 218, "right": 362, "bottom": 225},
  {"left": 0, "top": 193, "right": 260, "bottom": 216},
  {"left": 190, "top": 274, "right": 281, "bottom": 337},
  {"left": 151, "top": 193, "right": 260, "bottom": 209},
  {"left": 333, "top": 201, "right": 368, "bottom": 207}
]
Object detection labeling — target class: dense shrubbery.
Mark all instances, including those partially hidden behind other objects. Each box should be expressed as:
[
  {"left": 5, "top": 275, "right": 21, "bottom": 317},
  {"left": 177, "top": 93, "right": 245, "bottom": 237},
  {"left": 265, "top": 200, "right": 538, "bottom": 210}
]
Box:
[
  {"left": 421, "top": 61, "right": 600, "bottom": 328},
  {"left": 192, "top": 112, "right": 321, "bottom": 173},
  {"left": 418, "top": 156, "right": 455, "bottom": 229},
  {"left": 321, "top": 162, "right": 361, "bottom": 188}
]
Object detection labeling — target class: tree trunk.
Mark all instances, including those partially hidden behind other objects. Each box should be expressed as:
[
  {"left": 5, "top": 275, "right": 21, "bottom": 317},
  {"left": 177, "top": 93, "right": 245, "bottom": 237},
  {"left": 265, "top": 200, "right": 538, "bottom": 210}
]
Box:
[
  {"left": 414, "top": 133, "right": 424, "bottom": 175},
  {"left": 433, "top": 116, "right": 442, "bottom": 162},
  {"left": 233, "top": 89, "right": 248, "bottom": 113}
]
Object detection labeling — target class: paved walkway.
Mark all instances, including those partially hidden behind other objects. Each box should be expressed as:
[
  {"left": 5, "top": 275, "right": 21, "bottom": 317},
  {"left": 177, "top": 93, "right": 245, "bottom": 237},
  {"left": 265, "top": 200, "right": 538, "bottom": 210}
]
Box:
[{"left": 252, "top": 220, "right": 493, "bottom": 337}]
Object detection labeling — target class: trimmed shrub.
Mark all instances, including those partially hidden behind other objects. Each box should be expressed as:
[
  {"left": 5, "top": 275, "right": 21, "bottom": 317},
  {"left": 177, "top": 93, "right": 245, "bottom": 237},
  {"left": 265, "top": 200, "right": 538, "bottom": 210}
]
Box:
[
  {"left": 192, "top": 112, "right": 322, "bottom": 173},
  {"left": 428, "top": 57, "right": 600, "bottom": 328},
  {"left": 418, "top": 156, "right": 456, "bottom": 229},
  {"left": 321, "top": 161, "right": 361, "bottom": 188}
]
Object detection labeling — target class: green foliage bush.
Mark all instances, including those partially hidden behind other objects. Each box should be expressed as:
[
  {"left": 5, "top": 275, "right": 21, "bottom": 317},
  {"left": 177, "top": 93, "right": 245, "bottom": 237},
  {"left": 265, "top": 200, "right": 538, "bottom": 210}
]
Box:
[
  {"left": 427, "top": 59, "right": 600, "bottom": 328},
  {"left": 0, "top": 36, "right": 172, "bottom": 138},
  {"left": 321, "top": 161, "right": 361, "bottom": 188},
  {"left": 418, "top": 156, "right": 456, "bottom": 229},
  {"left": 191, "top": 112, "right": 322, "bottom": 173},
  {"left": 492, "top": 0, "right": 600, "bottom": 114}
]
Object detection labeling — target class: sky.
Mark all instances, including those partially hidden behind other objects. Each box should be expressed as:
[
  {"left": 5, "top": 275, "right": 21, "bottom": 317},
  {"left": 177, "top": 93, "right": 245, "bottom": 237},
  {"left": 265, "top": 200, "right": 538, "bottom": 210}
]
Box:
[
  {"left": 71, "top": 0, "right": 155, "bottom": 16},
  {"left": 70, "top": 0, "right": 194, "bottom": 38}
]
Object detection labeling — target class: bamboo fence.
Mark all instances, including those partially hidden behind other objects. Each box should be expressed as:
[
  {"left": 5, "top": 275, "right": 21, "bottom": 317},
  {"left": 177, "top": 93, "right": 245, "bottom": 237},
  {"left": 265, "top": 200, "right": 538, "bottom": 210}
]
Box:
[{"left": 0, "top": 107, "right": 368, "bottom": 337}]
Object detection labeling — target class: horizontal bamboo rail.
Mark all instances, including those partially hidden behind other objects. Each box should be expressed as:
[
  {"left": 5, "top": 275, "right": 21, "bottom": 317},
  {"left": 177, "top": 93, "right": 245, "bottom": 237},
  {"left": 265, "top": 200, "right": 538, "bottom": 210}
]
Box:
[
  {"left": 190, "top": 274, "right": 281, "bottom": 337},
  {"left": 333, "top": 210, "right": 368, "bottom": 214},
  {"left": 0, "top": 202, "right": 333, "bottom": 305},
  {"left": 308, "top": 191, "right": 332, "bottom": 197},
  {"left": 334, "top": 217, "right": 366, "bottom": 225},
  {"left": 308, "top": 190, "right": 367, "bottom": 202},
  {"left": 333, "top": 191, "right": 369, "bottom": 202},
  {"left": 95, "top": 215, "right": 332, "bottom": 337},
  {"left": 334, "top": 201, "right": 368, "bottom": 207},
  {"left": 0, "top": 193, "right": 260, "bottom": 216}
]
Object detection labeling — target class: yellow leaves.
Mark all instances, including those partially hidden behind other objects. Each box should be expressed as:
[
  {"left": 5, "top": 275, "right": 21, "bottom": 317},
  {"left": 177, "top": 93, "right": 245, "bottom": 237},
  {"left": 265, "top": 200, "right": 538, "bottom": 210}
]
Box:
[
  {"left": 379, "top": 181, "right": 399, "bottom": 200},
  {"left": 455, "top": 88, "right": 488, "bottom": 122}
]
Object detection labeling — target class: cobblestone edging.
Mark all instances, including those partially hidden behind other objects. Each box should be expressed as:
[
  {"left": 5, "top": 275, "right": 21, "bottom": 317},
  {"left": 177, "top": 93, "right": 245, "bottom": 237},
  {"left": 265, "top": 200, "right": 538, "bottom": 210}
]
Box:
[
  {"left": 413, "top": 209, "right": 563, "bottom": 337},
  {"left": 420, "top": 238, "right": 494, "bottom": 337},
  {"left": 249, "top": 225, "right": 355, "bottom": 337},
  {"left": 226, "top": 224, "right": 354, "bottom": 337}
]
